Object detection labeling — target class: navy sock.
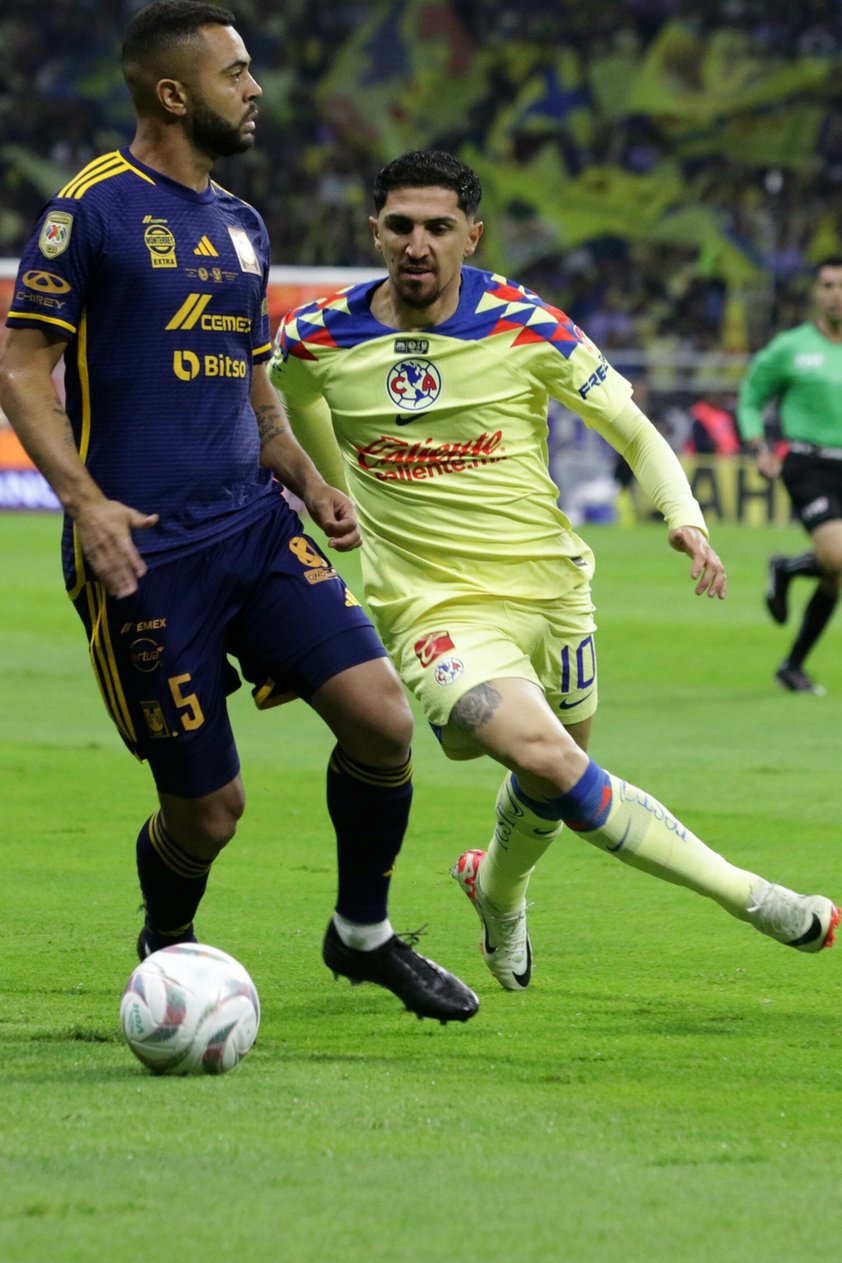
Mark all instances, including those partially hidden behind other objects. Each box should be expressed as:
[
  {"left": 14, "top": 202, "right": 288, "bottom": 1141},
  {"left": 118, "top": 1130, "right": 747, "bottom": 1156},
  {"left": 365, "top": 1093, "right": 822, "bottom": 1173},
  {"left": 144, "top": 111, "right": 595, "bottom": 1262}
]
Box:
[
  {"left": 326, "top": 745, "right": 412, "bottom": 924},
  {"left": 136, "top": 812, "right": 209, "bottom": 940}
]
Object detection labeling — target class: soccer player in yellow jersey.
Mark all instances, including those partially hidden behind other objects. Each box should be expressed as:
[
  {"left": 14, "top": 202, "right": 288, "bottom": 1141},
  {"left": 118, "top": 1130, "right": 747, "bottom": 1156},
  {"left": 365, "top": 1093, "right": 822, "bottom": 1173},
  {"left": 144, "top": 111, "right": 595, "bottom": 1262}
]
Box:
[{"left": 271, "top": 150, "right": 839, "bottom": 990}]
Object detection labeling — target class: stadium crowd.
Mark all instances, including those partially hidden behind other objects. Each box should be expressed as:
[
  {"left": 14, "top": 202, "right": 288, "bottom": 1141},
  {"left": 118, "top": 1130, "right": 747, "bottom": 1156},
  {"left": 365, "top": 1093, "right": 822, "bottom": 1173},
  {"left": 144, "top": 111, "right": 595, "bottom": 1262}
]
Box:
[{"left": 2, "top": 0, "right": 842, "bottom": 361}]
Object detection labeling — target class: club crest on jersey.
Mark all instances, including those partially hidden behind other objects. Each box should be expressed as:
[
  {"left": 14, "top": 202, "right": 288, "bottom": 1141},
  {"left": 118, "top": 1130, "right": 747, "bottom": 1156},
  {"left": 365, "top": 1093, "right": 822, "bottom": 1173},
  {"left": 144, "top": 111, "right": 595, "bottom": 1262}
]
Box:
[
  {"left": 141, "top": 700, "right": 171, "bottom": 738},
  {"left": 386, "top": 358, "right": 441, "bottom": 411},
  {"left": 434, "top": 656, "right": 464, "bottom": 687},
  {"left": 38, "top": 211, "right": 73, "bottom": 259},
  {"left": 414, "top": 631, "right": 455, "bottom": 668}
]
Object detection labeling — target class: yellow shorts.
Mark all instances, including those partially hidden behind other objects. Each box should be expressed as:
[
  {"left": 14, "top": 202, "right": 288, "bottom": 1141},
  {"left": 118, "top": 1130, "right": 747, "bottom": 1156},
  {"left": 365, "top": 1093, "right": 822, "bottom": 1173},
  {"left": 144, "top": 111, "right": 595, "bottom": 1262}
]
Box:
[{"left": 389, "top": 579, "right": 598, "bottom": 736}]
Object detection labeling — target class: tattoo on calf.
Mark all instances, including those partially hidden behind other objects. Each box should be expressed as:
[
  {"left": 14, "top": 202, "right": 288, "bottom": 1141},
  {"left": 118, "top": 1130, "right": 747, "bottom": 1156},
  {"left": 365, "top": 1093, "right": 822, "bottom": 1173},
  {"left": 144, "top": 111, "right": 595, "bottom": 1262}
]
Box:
[{"left": 451, "top": 683, "right": 502, "bottom": 732}]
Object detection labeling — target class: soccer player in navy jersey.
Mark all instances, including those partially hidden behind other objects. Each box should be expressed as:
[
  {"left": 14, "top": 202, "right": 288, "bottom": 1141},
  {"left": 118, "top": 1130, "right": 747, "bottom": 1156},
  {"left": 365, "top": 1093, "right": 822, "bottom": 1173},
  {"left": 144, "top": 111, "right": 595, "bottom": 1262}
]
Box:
[{"left": 0, "top": 3, "right": 477, "bottom": 1024}]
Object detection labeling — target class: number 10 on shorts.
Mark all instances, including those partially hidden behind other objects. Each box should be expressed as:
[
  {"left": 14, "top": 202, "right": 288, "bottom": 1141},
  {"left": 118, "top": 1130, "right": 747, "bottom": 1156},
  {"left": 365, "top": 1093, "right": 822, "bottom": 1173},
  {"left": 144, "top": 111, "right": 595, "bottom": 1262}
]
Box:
[{"left": 560, "top": 635, "right": 596, "bottom": 695}]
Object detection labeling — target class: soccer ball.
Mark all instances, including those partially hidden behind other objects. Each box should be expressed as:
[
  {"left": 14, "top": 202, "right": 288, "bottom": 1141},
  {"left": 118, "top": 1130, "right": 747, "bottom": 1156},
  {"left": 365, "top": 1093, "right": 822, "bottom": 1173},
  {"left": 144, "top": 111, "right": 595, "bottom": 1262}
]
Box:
[{"left": 120, "top": 943, "right": 260, "bottom": 1076}]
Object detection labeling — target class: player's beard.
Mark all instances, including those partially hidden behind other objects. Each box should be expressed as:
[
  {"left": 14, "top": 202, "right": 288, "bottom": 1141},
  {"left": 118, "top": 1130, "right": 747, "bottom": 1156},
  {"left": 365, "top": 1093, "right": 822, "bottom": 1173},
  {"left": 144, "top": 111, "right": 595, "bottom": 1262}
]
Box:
[
  {"left": 188, "top": 98, "right": 255, "bottom": 158},
  {"left": 394, "top": 270, "right": 441, "bottom": 310}
]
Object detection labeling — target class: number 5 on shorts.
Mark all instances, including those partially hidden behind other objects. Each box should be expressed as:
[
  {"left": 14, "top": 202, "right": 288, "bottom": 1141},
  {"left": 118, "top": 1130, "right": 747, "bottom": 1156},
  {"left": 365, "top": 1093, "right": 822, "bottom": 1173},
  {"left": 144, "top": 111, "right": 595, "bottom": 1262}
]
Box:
[{"left": 168, "top": 673, "right": 206, "bottom": 731}]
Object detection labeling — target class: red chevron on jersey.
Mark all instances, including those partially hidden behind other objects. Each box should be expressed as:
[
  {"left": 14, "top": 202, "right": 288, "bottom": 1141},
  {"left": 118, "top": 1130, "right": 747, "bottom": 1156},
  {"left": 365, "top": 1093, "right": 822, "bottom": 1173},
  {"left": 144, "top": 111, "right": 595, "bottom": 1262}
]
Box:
[{"left": 283, "top": 319, "right": 338, "bottom": 361}]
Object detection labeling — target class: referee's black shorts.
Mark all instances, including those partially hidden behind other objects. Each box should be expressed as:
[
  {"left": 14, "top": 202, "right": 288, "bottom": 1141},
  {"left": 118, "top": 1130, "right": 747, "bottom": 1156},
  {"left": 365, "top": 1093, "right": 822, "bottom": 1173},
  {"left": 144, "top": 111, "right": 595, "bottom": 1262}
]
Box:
[{"left": 781, "top": 444, "right": 842, "bottom": 531}]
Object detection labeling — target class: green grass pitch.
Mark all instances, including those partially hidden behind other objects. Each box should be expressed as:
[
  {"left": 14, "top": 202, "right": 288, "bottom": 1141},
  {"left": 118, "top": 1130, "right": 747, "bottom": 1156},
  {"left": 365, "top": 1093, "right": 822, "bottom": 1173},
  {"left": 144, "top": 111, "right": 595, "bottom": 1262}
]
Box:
[{"left": 2, "top": 511, "right": 841, "bottom": 1263}]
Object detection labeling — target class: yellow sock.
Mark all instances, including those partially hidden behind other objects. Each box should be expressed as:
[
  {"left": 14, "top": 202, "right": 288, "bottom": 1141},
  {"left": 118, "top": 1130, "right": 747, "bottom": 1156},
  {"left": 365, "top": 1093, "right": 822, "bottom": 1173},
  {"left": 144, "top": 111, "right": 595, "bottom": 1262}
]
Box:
[
  {"left": 479, "top": 773, "right": 563, "bottom": 912},
  {"left": 581, "top": 772, "right": 758, "bottom": 920}
]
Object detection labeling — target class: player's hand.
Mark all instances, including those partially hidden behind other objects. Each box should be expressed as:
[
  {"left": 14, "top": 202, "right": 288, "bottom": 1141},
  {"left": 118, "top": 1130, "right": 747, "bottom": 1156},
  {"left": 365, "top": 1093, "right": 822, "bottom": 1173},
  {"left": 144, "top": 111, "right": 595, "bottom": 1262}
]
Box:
[
  {"left": 668, "top": 525, "right": 727, "bottom": 599},
  {"left": 755, "top": 449, "right": 782, "bottom": 480},
  {"left": 306, "top": 486, "right": 362, "bottom": 551},
  {"left": 75, "top": 499, "right": 159, "bottom": 598}
]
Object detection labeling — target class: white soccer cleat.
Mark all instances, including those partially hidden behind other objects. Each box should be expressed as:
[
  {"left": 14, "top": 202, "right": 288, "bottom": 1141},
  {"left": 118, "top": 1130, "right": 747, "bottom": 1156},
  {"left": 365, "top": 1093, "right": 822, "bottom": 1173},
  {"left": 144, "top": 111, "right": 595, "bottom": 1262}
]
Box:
[
  {"left": 746, "top": 879, "right": 840, "bottom": 952},
  {"left": 450, "top": 849, "right": 532, "bottom": 990}
]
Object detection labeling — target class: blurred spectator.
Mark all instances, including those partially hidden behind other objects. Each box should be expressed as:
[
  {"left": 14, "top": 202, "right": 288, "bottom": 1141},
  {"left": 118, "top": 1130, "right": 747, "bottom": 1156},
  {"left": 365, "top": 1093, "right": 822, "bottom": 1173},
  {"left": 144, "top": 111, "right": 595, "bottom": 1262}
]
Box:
[
  {"left": 2, "top": 0, "right": 842, "bottom": 353},
  {"left": 684, "top": 393, "right": 741, "bottom": 455}
]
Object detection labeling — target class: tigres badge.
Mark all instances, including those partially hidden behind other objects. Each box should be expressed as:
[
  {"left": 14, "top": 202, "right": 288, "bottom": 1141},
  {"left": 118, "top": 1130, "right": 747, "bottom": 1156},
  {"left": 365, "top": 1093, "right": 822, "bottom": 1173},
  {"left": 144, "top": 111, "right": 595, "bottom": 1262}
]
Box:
[
  {"left": 141, "top": 700, "right": 171, "bottom": 738},
  {"left": 38, "top": 211, "right": 73, "bottom": 260}
]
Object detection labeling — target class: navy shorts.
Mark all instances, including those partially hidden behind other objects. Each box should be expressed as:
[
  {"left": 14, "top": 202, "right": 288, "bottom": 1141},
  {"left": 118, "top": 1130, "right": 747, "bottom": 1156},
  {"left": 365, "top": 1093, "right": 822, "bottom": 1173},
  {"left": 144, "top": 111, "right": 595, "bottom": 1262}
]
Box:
[
  {"left": 782, "top": 450, "right": 842, "bottom": 531},
  {"left": 72, "top": 498, "right": 385, "bottom": 797}
]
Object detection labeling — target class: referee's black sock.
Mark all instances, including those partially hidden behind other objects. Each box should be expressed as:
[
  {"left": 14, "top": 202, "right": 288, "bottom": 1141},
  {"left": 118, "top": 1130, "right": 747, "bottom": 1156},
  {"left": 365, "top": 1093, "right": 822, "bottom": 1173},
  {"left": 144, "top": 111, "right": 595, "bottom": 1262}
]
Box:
[
  {"left": 786, "top": 586, "right": 838, "bottom": 668},
  {"left": 780, "top": 550, "right": 822, "bottom": 578}
]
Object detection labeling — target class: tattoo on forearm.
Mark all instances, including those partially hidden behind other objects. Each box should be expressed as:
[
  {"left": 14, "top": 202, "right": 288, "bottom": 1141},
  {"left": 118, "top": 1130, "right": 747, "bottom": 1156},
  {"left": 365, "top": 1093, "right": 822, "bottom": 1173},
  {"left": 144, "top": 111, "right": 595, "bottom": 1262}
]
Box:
[
  {"left": 254, "top": 403, "right": 288, "bottom": 448},
  {"left": 451, "top": 683, "right": 503, "bottom": 733}
]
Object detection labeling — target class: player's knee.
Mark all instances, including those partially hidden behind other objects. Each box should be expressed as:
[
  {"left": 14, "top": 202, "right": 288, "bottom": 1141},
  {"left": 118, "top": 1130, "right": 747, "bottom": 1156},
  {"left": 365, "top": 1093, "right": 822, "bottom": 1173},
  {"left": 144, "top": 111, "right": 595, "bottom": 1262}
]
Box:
[
  {"left": 347, "top": 682, "right": 413, "bottom": 764},
  {"left": 510, "top": 732, "right": 588, "bottom": 797},
  {"left": 161, "top": 780, "right": 245, "bottom": 860},
  {"left": 364, "top": 690, "right": 414, "bottom": 762},
  {"left": 204, "top": 799, "right": 243, "bottom": 852}
]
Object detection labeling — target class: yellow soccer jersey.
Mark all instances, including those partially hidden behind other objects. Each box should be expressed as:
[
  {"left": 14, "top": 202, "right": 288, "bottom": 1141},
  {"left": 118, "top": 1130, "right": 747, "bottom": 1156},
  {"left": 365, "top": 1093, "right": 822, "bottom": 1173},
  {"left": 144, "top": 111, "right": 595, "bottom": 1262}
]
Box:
[{"left": 271, "top": 267, "right": 699, "bottom": 633}]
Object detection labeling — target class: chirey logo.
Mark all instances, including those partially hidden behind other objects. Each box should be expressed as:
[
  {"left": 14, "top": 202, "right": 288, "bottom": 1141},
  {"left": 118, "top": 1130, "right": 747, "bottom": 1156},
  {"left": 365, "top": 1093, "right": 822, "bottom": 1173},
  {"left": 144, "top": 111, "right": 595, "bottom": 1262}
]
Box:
[{"left": 386, "top": 358, "right": 441, "bottom": 411}]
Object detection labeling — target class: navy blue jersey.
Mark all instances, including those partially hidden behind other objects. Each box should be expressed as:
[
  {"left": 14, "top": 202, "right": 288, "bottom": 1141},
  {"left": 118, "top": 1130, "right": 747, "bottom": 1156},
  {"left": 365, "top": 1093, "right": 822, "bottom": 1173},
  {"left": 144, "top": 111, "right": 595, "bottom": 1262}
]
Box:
[{"left": 6, "top": 148, "right": 276, "bottom": 589}]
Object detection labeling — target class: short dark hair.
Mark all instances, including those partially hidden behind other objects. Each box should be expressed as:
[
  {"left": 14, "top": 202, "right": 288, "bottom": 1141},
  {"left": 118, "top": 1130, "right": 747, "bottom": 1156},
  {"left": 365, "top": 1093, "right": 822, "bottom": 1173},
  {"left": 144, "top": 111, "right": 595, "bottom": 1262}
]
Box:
[
  {"left": 814, "top": 256, "right": 842, "bottom": 274},
  {"left": 373, "top": 151, "right": 482, "bottom": 218},
  {"left": 122, "top": 0, "right": 236, "bottom": 106}
]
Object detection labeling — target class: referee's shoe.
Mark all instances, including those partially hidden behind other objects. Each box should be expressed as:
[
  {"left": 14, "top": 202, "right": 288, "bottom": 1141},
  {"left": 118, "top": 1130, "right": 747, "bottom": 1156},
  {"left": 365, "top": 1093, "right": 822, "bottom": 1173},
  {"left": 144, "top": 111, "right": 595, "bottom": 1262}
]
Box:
[
  {"left": 775, "top": 661, "right": 827, "bottom": 696},
  {"left": 765, "top": 554, "right": 790, "bottom": 624}
]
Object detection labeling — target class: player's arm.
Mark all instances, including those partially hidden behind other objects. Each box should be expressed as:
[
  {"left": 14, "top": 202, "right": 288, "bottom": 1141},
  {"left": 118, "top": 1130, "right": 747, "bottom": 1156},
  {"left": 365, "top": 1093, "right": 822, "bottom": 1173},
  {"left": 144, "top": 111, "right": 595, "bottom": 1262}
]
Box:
[
  {"left": 591, "top": 399, "right": 727, "bottom": 599},
  {"left": 0, "top": 326, "right": 158, "bottom": 597},
  {"left": 252, "top": 363, "right": 359, "bottom": 551},
  {"left": 736, "top": 341, "right": 785, "bottom": 479},
  {"left": 268, "top": 347, "right": 348, "bottom": 492}
]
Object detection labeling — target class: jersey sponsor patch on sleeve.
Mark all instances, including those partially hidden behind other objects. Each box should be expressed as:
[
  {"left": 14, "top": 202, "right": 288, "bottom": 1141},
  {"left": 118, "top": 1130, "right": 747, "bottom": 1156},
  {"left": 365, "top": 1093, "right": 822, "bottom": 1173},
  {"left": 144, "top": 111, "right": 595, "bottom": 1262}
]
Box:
[{"left": 38, "top": 211, "right": 73, "bottom": 259}]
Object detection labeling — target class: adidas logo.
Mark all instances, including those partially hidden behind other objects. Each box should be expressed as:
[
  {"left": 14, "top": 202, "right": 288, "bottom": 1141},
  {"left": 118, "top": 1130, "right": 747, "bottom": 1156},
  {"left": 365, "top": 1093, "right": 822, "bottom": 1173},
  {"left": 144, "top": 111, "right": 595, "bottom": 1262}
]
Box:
[{"left": 194, "top": 236, "right": 219, "bottom": 257}]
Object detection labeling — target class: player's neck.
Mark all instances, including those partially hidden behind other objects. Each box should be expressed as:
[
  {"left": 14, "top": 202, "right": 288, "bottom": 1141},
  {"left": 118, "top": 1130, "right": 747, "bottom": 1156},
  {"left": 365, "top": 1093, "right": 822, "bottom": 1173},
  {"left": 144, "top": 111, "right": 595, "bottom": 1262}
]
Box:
[
  {"left": 815, "top": 314, "right": 842, "bottom": 343},
  {"left": 370, "top": 282, "right": 460, "bottom": 332},
  {"left": 129, "top": 128, "right": 214, "bottom": 194}
]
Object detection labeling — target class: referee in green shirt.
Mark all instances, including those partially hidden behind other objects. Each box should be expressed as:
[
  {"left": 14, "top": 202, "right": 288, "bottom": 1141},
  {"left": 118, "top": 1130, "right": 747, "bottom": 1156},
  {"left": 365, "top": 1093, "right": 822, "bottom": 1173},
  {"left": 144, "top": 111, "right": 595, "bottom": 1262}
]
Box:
[{"left": 737, "top": 256, "right": 842, "bottom": 694}]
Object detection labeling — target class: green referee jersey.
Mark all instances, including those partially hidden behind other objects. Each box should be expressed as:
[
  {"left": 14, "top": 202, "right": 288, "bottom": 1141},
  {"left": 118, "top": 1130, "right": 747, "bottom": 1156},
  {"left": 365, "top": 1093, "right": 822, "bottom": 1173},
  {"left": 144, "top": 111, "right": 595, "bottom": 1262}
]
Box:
[{"left": 737, "top": 322, "right": 842, "bottom": 447}]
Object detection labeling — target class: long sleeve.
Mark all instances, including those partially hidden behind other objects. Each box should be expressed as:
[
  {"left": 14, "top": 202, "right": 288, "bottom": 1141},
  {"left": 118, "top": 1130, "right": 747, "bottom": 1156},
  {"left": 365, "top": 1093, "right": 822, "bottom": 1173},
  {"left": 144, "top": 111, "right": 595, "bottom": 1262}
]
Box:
[
  {"left": 736, "top": 339, "right": 787, "bottom": 443},
  {"left": 589, "top": 400, "right": 708, "bottom": 534},
  {"left": 269, "top": 353, "right": 348, "bottom": 493}
]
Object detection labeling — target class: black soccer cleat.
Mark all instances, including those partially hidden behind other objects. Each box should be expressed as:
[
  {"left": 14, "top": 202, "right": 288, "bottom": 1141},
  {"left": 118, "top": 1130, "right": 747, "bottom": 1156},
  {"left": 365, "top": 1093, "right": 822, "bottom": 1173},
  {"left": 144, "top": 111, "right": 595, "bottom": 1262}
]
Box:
[
  {"left": 765, "top": 554, "right": 790, "bottom": 624},
  {"left": 322, "top": 921, "right": 479, "bottom": 1024},
  {"left": 136, "top": 923, "right": 197, "bottom": 961},
  {"left": 774, "top": 662, "right": 826, "bottom": 696}
]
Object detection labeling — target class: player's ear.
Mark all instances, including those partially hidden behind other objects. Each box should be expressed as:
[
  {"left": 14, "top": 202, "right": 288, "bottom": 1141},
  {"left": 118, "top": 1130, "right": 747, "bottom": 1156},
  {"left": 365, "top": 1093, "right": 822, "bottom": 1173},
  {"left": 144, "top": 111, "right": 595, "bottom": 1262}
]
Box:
[
  {"left": 464, "top": 219, "right": 483, "bottom": 258},
  {"left": 369, "top": 216, "right": 382, "bottom": 250},
  {"left": 157, "top": 77, "right": 189, "bottom": 118}
]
